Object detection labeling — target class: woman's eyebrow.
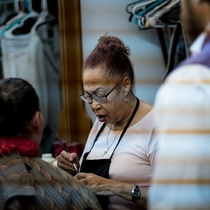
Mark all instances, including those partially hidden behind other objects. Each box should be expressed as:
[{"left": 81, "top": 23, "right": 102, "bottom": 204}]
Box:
[
  {"left": 84, "top": 87, "right": 105, "bottom": 95},
  {"left": 92, "top": 87, "right": 106, "bottom": 94}
]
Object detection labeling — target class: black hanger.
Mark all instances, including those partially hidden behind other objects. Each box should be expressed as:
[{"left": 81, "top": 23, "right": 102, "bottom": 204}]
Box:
[
  {"left": 12, "top": 17, "right": 37, "bottom": 34},
  {"left": 11, "top": 0, "right": 39, "bottom": 35}
]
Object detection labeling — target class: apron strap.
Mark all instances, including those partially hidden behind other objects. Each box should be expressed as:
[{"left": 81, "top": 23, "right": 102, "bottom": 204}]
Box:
[
  {"left": 110, "top": 97, "right": 139, "bottom": 159},
  {"left": 85, "top": 97, "right": 139, "bottom": 160},
  {"left": 84, "top": 122, "right": 106, "bottom": 159}
]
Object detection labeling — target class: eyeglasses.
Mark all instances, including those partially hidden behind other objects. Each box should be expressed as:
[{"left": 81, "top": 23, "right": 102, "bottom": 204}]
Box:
[{"left": 80, "top": 79, "right": 122, "bottom": 104}]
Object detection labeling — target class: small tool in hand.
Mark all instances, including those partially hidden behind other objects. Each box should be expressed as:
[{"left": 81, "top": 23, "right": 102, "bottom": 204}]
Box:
[{"left": 56, "top": 135, "right": 78, "bottom": 172}]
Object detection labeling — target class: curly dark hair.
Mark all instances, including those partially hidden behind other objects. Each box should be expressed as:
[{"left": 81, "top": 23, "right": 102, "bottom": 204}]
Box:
[
  {"left": 0, "top": 78, "right": 40, "bottom": 137},
  {"left": 83, "top": 35, "right": 135, "bottom": 85}
]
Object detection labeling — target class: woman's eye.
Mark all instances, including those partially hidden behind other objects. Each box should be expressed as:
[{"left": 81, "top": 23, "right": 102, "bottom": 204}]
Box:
[{"left": 95, "top": 89, "right": 106, "bottom": 97}]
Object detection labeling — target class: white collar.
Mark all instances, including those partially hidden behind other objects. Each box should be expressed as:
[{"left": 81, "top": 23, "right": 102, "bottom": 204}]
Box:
[{"left": 190, "top": 33, "right": 206, "bottom": 56}]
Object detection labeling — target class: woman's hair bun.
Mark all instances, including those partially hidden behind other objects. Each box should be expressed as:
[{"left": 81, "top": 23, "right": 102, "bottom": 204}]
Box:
[{"left": 95, "top": 35, "right": 130, "bottom": 56}]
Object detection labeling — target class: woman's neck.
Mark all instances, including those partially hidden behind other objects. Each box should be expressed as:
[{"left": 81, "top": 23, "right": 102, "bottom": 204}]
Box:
[{"left": 108, "top": 94, "right": 138, "bottom": 131}]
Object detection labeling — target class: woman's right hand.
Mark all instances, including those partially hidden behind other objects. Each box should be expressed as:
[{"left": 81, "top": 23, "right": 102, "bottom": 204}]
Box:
[{"left": 56, "top": 151, "right": 80, "bottom": 175}]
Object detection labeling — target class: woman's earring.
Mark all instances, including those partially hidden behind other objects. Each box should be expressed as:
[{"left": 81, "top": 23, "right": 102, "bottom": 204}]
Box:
[{"left": 124, "top": 98, "right": 128, "bottom": 103}]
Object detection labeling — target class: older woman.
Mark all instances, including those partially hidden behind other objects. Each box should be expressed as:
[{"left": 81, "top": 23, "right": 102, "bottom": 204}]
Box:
[
  {"left": 0, "top": 78, "right": 101, "bottom": 210},
  {"left": 57, "top": 35, "right": 158, "bottom": 210}
]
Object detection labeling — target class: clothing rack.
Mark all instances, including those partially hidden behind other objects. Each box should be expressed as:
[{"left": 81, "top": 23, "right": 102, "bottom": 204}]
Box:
[
  {"left": 0, "top": 0, "right": 58, "bottom": 16},
  {"left": 125, "top": 0, "right": 189, "bottom": 80},
  {"left": 0, "top": 0, "right": 61, "bottom": 155}
]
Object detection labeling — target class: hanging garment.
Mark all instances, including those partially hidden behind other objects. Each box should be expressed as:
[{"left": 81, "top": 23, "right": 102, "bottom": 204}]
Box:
[
  {"left": 0, "top": 0, "right": 61, "bottom": 155},
  {"left": 1, "top": 29, "right": 49, "bottom": 124},
  {"left": 145, "top": 0, "right": 180, "bottom": 28},
  {"left": 163, "top": 22, "right": 189, "bottom": 80},
  {"left": 36, "top": 18, "right": 62, "bottom": 154},
  {"left": 30, "top": 0, "right": 62, "bottom": 153}
]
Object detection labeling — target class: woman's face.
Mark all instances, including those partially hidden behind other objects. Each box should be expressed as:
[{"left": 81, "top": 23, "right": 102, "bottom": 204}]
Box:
[{"left": 82, "top": 66, "right": 127, "bottom": 125}]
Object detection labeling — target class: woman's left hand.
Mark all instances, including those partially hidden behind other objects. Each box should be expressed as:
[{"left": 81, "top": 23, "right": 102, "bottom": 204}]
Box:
[
  {"left": 74, "top": 172, "right": 114, "bottom": 196},
  {"left": 75, "top": 172, "right": 148, "bottom": 206}
]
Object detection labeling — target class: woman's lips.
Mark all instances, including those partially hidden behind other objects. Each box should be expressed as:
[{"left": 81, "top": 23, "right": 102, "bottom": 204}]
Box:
[{"left": 97, "top": 115, "right": 106, "bottom": 122}]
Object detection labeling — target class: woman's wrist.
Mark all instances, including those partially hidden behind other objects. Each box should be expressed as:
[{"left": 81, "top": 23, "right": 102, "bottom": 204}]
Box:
[{"left": 131, "top": 185, "right": 141, "bottom": 202}]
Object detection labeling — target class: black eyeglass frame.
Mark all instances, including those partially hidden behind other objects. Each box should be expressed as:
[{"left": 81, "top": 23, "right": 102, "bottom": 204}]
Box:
[{"left": 80, "top": 79, "right": 123, "bottom": 104}]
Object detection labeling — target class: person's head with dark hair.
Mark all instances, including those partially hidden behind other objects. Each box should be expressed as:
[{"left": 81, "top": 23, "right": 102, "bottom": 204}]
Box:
[
  {"left": 181, "top": 0, "right": 210, "bottom": 43},
  {"left": 0, "top": 78, "right": 102, "bottom": 210},
  {"left": 83, "top": 35, "right": 135, "bottom": 85},
  {"left": 80, "top": 35, "right": 138, "bottom": 129},
  {"left": 0, "top": 77, "right": 44, "bottom": 146}
]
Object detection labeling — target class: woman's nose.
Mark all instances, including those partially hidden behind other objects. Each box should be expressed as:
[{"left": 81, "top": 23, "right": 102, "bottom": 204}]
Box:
[{"left": 90, "top": 98, "right": 101, "bottom": 110}]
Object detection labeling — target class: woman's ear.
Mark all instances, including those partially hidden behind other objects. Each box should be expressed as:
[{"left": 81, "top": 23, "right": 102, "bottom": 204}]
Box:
[
  {"left": 122, "top": 77, "right": 132, "bottom": 96},
  {"left": 31, "top": 111, "right": 44, "bottom": 145},
  {"left": 32, "top": 111, "right": 44, "bottom": 132},
  {"left": 32, "top": 111, "right": 41, "bottom": 127}
]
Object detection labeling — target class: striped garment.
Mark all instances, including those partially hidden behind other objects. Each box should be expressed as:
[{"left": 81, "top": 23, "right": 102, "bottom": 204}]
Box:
[
  {"left": 0, "top": 152, "right": 102, "bottom": 210},
  {"left": 149, "top": 33, "right": 210, "bottom": 210}
]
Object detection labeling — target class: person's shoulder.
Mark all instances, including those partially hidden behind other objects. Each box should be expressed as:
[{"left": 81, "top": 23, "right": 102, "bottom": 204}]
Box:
[
  {"left": 138, "top": 100, "right": 154, "bottom": 119},
  {"left": 23, "top": 157, "right": 102, "bottom": 209},
  {"left": 155, "top": 64, "right": 210, "bottom": 101},
  {"left": 133, "top": 100, "right": 155, "bottom": 128},
  {"left": 154, "top": 64, "right": 210, "bottom": 111},
  {"left": 140, "top": 100, "right": 153, "bottom": 111},
  {"left": 166, "top": 64, "right": 210, "bottom": 82}
]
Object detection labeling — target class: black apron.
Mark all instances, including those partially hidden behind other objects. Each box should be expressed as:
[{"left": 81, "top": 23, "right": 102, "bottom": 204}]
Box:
[{"left": 80, "top": 97, "right": 139, "bottom": 210}]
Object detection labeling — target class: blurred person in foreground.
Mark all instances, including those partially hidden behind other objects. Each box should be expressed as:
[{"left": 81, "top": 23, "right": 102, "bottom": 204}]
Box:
[
  {"left": 0, "top": 77, "right": 102, "bottom": 210},
  {"left": 149, "top": 0, "right": 210, "bottom": 210},
  {"left": 57, "top": 35, "right": 158, "bottom": 210}
]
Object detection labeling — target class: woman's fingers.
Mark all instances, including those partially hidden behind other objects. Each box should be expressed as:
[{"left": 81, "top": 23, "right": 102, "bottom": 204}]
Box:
[{"left": 56, "top": 151, "right": 79, "bottom": 175}]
